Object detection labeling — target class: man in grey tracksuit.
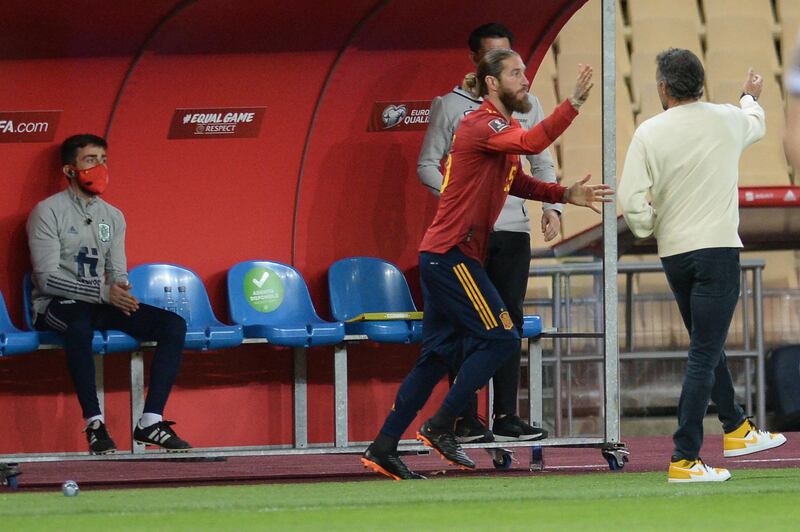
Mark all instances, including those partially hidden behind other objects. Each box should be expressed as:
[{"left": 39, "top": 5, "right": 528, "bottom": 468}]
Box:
[
  {"left": 417, "top": 23, "right": 555, "bottom": 442},
  {"left": 27, "top": 133, "right": 191, "bottom": 454}
]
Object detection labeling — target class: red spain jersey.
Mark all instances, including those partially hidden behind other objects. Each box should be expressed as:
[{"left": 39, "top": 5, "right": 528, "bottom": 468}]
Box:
[{"left": 419, "top": 98, "right": 578, "bottom": 263}]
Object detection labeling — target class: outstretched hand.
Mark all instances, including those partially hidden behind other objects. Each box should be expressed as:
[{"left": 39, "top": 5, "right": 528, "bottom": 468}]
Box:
[
  {"left": 564, "top": 174, "right": 614, "bottom": 213},
  {"left": 570, "top": 64, "right": 594, "bottom": 109}
]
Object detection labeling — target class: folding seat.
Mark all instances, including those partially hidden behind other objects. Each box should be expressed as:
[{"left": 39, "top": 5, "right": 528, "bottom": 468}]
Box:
[
  {"left": 627, "top": 0, "right": 700, "bottom": 24},
  {"left": 778, "top": 0, "right": 800, "bottom": 21},
  {"left": 703, "top": 0, "right": 776, "bottom": 23},
  {"left": 328, "top": 257, "right": 422, "bottom": 344},
  {"left": 128, "top": 263, "right": 242, "bottom": 350},
  {"left": 705, "top": 17, "right": 780, "bottom": 71},
  {"left": 704, "top": 50, "right": 780, "bottom": 90},
  {"left": 780, "top": 17, "right": 800, "bottom": 73},
  {"left": 739, "top": 139, "right": 791, "bottom": 186},
  {"left": 630, "top": 18, "right": 703, "bottom": 56},
  {"left": 227, "top": 260, "right": 343, "bottom": 347},
  {"left": 0, "top": 290, "right": 39, "bottom": 356}
]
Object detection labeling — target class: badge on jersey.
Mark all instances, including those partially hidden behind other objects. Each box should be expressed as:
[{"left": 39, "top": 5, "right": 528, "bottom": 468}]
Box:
[
  {"left": 499, "top": 311, "right": 514, "bottom": 331},
  {"left": 98, "top": 223, "right": 111, "bottom": 242},
  {"left": 488, "top": 118, "right": 510, "bottom": 133}
]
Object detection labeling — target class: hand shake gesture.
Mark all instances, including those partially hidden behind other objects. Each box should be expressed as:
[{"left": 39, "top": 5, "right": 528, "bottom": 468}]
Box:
[{"left": 564, "top": 174, "right": 614, "bottom": 213}]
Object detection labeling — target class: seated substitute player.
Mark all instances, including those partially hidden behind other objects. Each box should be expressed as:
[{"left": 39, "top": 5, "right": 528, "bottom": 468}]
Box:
[
  {"left": 362, "top": 49, "right": 612, "bottom": 480},
  {"left": 27, "top": 134, "right": 191, "bottom": 454}
]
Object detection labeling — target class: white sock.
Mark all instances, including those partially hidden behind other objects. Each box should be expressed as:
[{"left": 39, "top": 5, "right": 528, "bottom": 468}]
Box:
[
  {"left": 86, "top": 414, "right": 104, "bottom": 427},
  {"left": 138, "top": 412, "right": 162, "bottom": 428}
]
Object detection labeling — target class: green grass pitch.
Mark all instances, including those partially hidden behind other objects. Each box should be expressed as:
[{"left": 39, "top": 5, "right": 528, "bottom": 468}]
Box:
[{"left": 3, "top": 469, "right": 800, "bottom": 530}]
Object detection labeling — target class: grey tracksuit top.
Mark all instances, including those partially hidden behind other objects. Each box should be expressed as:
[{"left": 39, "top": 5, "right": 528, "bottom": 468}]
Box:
[
  {"left": 26, "top": 188, "right": 128, "bottom": 318},
  {"left": 417, "top": 86, "right": 561, "bottom": 233}
]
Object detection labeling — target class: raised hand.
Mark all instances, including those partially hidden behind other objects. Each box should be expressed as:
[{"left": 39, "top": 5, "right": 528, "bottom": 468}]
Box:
[
  {"left": 564, "top": 174, "right": 614, "bottom": 213},
  {"left": 742, "top": 68, "right": 763, "bottom": 100},
  {"left": 570, "top": 64, "right": 594, "bottom": 109}
]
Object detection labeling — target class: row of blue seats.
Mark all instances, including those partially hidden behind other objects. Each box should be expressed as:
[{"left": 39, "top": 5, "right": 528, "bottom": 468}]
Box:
[{"left": 1, "top": 257, "right": 543, "bottom": 356}]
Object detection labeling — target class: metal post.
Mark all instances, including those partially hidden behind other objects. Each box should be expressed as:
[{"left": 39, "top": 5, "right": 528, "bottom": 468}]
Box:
[
  {"left": 130, "top": 351, "right": 145, "bottom": 454},
  {"left": 741, "top": 269, "right": 753, "bottom": 415},
  {"left": 602, "top": 0, "right": 621, "bottom": 444},
  {"left": 625, "top": 273, "right": 634, "bottom": 351},
  {"left": 333, "top": 343, "right": 349, "bottom": 447},
  {"left": 528, "top": 337, "right": 544, "bottom": 429},
  {"left": 754, "top": 266, "right": 766, "bottom": 426},
  {"left": 564, "top": 274, "right": 573, "bottom": 435},
  {"left": 553, "top": 272, "right": 563, "bottom": 436},
  {"left": 293, "top": 346, "right": 308, "bottom": 448}
]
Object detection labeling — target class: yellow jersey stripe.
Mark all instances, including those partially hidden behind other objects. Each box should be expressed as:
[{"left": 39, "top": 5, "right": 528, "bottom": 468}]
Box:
[
  {"left": 453, "top": 264, "right": 493, "bottom": 330},
  {"left": 441, "top": 151, "right": 453, "bottom": 194},
  {"left": 456, "top": 263, "right": 498, "bottom": 329},
  {"left": 455, "top": 263, "right": 497, "bottom": 330}
]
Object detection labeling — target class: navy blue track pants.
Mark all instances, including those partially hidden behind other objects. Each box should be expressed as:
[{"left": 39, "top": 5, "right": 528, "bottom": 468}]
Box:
[{"left": 379, "top": 247, "right": 520, "bottom": 439}]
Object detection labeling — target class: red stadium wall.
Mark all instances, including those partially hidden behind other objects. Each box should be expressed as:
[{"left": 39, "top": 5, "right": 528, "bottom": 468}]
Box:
[{"left": 0, "top": 0, "right": 584, "bottom": 453}]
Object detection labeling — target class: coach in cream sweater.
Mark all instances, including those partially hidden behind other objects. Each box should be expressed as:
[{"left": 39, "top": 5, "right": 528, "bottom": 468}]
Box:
[{"left": 620, "top": 49, "right": 784, "bottom": 484}]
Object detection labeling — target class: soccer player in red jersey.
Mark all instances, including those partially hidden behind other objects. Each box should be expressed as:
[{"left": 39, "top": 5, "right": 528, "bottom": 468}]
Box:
[{"left": 362, "top": 48, "right": 612, "bottom": 480}]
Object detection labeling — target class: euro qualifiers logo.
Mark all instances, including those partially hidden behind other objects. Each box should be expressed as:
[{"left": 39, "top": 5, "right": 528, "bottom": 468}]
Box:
[
  {"left": 382, "top": 104, "right": 407, "bottom": 129},
  {"left": 369, "top": 101, "right": 431, "bottom": 132}
]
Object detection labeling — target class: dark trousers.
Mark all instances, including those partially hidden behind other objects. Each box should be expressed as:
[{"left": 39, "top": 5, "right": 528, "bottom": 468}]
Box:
[
  {"left": 661, "top": 247, "right": 745, "bottom": 461},
  {"left": 455, "top": 231, "right": 531, "bottom": 418},
  {"left": 379, "top": 247, "right": 519, "bottom": 439},
  {"left": 38, "top": 298, "right": 186, "bottom": 419}
]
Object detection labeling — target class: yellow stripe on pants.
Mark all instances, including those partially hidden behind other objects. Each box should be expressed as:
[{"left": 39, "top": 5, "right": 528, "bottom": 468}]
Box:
[{"left": 453, "top": 263, "right": 498, "bottom": 330}]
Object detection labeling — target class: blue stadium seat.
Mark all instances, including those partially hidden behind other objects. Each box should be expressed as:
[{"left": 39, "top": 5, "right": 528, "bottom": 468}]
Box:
[
  {"left": 328, "top": 257, "right": 422, "bottom": 343},
  {"left": 128, "top": 263, "right": 242, "bottom": 350},
  {"left": 0, "top": 290, "right": 39, "bottom": 356},
  {"left": 23, "top": 274, "right": 138, "bottom": 353},
  {"left": 228, "top": 260, "right": 344, "bottom": 347},
  {"left": 522, "top": 315, "right": 543, "bottom": 338}
]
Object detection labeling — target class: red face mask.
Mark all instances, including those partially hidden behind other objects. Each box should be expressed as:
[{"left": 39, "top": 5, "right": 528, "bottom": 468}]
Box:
[{"left": 73, "top": 164, "right": 109, "bottom": 195}]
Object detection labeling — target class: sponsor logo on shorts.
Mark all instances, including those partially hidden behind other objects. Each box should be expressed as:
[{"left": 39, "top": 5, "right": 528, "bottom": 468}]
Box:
[
  {"left": 0, "top": 111, "right": 61, "bottom": 143},
  {"left": 368, "top": 100, "right": 432, "bottom": 131},
  {"left": 168, "top": 107, "right": 266, "bottom": 139}
]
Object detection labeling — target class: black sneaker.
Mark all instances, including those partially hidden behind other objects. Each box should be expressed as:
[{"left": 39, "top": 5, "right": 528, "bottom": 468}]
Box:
[
  {"left": 84, "top": 420, "right": 117, "bottom": 455},
  {"left": 417, "top": 421, "right": 475, "bottom": 469},
  {"left": 133, "top": 420, "right": 192, "bottom": 452},
  {"left": 361, "top": 446, "right": 426, "bottom": 480},
  {"left": 455, "top": 415, "right": 494, "bottom": 444},
  {"left": 492, "top": 415, "right": 548, "bottom": 442}
]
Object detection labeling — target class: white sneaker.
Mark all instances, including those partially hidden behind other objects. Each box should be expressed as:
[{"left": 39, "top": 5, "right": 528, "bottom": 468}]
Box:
[
  {"left": 668, "top": 458, "right": 731, "bottom": 483},
  {"left": 723, "top": 419, "right": 786, "bottom": 458}
]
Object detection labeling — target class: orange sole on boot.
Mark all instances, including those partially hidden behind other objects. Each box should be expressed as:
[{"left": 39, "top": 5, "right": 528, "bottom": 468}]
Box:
[{"left": 361, "top": 457, "right": 403, "bottom": 480}]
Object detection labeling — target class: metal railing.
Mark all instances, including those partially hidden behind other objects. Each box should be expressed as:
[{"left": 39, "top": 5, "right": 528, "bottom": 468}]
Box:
[{"left": 524, "top": 259, "right": 766, "bottom": 436}]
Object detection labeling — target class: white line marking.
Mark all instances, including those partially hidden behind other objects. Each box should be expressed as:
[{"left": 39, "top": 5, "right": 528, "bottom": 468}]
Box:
[{"left": 731, "top": 457, "right": 800, "bottom": 463}]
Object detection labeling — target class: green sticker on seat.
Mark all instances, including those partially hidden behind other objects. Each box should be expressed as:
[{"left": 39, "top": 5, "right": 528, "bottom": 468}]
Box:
[{"left": 243, "top": 267, "right": 284, "bottom": 312}]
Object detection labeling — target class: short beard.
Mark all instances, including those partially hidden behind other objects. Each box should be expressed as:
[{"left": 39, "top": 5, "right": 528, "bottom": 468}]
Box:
[{"left": 499, "top": 86, "right": 532, "bottom": 114}]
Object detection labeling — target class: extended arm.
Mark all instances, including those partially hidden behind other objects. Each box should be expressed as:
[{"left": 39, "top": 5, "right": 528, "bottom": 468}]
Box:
[{"left": 740, "top": 68, "right": 766, "bottom": 148}]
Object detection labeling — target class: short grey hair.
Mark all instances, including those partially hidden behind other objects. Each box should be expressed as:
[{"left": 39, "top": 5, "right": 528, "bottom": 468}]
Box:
[{"left": 656, "top": 48, "right": 704, "bottom": 101}]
